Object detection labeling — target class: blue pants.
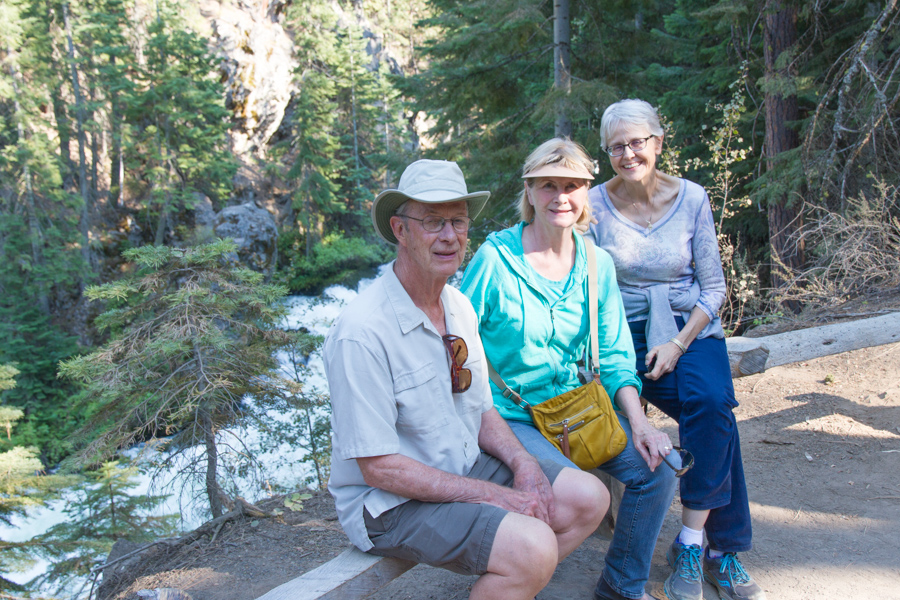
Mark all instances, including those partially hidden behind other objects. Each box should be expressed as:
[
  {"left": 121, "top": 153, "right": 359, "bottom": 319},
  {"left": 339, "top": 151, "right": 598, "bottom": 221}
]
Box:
[
  {"left": 509, "top": 411, "right": 676, "bottom": 599},
  {"left": 630, "top": 318, "right": 753, "bottom": 553}
]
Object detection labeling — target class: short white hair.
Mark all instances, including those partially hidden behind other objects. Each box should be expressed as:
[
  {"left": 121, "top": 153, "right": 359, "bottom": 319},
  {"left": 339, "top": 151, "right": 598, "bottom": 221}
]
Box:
[{"left": 600, "top": 99, "right": 664, "bottom": 149}]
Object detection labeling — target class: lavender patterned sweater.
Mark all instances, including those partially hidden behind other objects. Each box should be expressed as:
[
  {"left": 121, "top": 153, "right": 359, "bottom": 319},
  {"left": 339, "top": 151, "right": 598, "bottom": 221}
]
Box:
[{"left": 587, "top": 178, "right": 726, "bottom": 350}]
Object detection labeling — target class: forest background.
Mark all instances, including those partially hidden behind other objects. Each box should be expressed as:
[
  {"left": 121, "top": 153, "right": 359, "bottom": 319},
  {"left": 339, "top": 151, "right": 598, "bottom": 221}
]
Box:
[{"left": 1, "top": 0, "right": 899, "bottom": 597}]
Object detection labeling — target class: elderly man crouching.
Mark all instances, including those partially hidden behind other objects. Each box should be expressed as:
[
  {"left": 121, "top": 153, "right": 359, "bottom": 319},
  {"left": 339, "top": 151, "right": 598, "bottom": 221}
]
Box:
[{"left": 324, "top": 159, "right": 609, "bottom": 600}]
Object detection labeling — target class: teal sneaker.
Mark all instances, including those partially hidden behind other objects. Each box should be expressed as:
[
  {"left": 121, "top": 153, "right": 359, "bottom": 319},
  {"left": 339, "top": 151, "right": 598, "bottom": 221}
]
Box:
[
  {"left": 702, "top": 551, "right": 766, "bottom": 600},
  {"left": 664, "top": 539, "right": 703, "bottom": 600}
]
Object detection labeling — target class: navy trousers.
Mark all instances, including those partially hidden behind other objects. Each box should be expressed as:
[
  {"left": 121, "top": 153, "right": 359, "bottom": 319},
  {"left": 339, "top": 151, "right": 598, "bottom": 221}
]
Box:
[{"left": 630, "top": 318, "right": 753, "bottom": 553}]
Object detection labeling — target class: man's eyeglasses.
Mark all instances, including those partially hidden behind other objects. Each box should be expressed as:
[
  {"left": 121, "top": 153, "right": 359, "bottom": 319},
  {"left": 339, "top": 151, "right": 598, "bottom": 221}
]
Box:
[
  {"left": 399, "top": 215, "right": 472, "bottom": 233},
  {"left": 442, "top": 334, "right": 472, "bottom": 393},
  {"left": 661, "top": 446, "right": 694, "bottom": 477},
  {"left": 604, "top": 135, "right": 656, "bottom": 157}
]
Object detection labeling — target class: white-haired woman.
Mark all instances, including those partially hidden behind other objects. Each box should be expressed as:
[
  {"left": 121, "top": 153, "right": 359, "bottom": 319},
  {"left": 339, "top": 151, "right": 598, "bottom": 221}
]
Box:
[
  {"left": 588, "top": 99, "right": 765, "bottom": 600},
  {"left": 461, "top": 138, "right": 677, "bottom": 600}
]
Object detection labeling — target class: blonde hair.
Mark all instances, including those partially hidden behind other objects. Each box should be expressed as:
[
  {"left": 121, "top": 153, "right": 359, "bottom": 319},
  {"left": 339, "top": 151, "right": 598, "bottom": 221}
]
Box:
[
  {"left": 518, "top": 138, "right": 596, "bottom": 228},
  {"left": 600, "top": 99, "right": 664, "bottom": 149}
]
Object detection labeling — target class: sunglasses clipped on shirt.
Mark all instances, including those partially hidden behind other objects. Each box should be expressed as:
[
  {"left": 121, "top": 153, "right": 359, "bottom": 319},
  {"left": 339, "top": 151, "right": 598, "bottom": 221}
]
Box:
[{"left": 442, "top": 334, "right": 472, "bottom": 393}]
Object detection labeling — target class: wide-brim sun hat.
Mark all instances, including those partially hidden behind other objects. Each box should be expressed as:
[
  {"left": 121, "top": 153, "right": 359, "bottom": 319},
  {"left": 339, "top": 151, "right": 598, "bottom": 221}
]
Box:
[
  {"left": 372, "top": 159, "right": 491, "bottom": 245},
  {"left": 522, "top": 163, "right": 595, "bottom": 180}
]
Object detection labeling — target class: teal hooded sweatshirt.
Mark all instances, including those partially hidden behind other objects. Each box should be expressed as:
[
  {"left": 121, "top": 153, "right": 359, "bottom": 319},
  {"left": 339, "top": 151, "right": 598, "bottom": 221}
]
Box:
[{"left": 459, "top": 223, "right": 641, "bottom": 423}]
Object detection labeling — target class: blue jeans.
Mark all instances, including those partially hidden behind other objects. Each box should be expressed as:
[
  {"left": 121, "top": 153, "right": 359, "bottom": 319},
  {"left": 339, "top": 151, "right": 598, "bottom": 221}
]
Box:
[
  {"left": 630, "top": 318, "right": 753, "bottom": 553},
  {"left": 509, "top": 412, "right": 677, "bottom": 600}
]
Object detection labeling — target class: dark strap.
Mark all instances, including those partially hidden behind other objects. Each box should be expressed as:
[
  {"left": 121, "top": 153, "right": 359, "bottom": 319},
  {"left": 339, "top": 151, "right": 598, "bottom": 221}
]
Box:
[{"left": 485, "top": 235, "right": 600, "bottom": 408}]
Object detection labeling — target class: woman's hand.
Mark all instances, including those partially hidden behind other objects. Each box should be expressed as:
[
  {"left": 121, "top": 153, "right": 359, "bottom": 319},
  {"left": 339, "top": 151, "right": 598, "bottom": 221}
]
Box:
[
  {"left": 613, "top": 385, "right": 673, "bottom": 471},
  {"left": 644, "top": 341, "right": 684, "bottom": 380},
  {"left": 630, "top": 421, "right": 674, "bottom": 471}
]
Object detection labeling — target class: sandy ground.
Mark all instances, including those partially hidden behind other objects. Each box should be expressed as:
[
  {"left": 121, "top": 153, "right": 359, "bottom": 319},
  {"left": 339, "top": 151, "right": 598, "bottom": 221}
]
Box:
[{"left": 103, "top": 341, "right": 900, "bottom": 600}]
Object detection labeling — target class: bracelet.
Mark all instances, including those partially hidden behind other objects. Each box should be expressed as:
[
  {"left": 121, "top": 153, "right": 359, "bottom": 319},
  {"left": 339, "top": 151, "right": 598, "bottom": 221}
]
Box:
[{"left": 669, "top": 337, "right": 688, "bottom": 354}]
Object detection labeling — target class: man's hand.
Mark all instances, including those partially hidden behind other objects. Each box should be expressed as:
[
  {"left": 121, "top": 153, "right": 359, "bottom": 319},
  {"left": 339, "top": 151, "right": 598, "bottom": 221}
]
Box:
[
  {"left": 486, "top": 484, "right": 553, "bottom": 524},
  {"left": 477, "top": 408, "right": 557, "bottom": 524},
  {"left": 508, "top": 455, "right": 555, "bottom": 525}
]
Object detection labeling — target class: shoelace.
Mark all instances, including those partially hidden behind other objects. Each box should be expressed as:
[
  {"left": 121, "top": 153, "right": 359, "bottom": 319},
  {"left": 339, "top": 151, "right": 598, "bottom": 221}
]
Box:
[
  {"left": 677, "top": 545, "right": 703, "bottom": 582},
  {"left": 718, "top": 553, "right": 752, "bottom": 585}
]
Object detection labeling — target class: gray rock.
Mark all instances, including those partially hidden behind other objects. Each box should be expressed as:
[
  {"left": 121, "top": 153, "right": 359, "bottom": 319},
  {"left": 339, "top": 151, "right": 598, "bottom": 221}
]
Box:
[
  {"left": 192, "top": 193, "right": 216, "bottom": 229},
  {"left": 213, "top": 202, "right": 278, "bottom": 278}
]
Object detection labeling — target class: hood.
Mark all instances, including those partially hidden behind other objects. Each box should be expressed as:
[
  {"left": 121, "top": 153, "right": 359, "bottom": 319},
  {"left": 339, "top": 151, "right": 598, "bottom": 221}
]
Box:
[{"left": 484, "top": 223, "right": 590, "bottom": 301}]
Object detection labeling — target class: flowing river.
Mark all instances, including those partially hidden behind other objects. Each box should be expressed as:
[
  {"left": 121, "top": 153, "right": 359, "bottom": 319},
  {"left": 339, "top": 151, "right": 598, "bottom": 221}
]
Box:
[{"left": 0, "top": 266, "right": 388, "bottom": 589}]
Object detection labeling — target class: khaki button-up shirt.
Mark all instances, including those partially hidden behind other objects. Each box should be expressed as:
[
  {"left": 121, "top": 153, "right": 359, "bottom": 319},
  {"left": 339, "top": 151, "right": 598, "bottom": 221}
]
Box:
[{"left": 324, "top": 264, "right": 491, "bottom": 551}]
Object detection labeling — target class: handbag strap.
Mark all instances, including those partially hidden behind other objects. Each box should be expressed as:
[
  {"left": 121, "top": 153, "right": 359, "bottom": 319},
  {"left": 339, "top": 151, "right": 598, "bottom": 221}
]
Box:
[{"left": 485, "top": 234, "right": 600, "bottom": 411}]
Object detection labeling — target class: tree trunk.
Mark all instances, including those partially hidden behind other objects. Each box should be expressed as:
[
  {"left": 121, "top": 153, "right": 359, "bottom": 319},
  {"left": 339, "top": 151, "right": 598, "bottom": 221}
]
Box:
[
  {"left": 553, "top": 0, "right": 572, "bottom": 138},
  {"left": 8, "top": 60, "right": 50, "bottom": 315},
  {"left": 201, "top": 409, "right": 224, "bottom": 519},
  {"left": 109, "top": 55, "right": 124, "bottom": 209},
  {"left": 62, "top": 0, "right": 93, "bottom": 269},
  {"left": 88, "top": 61, "right": 100, "bottom": 206},
  {"left": 46, "top": 0, "right": 77, "bottom": 192},
  {"left": 763, "top": 0, "right": 803, "bottom": 297}
]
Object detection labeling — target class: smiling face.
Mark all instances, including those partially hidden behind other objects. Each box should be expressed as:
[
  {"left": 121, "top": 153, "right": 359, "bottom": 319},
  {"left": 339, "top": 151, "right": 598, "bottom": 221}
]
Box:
[
  {"left": 606, "top": 125, "right": 663, "bottom": 185},
  {"left": 391, "top": 200, "right": 468, "bottom": 282},
  {"left": 527, "top": 176, "right": 589, "bottom": 230}
]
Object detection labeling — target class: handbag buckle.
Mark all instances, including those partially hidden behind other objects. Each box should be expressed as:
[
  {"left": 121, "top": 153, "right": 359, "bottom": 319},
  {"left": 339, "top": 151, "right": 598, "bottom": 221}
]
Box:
[{"left": 501, "top": 386, "right": 531, "bottom": 411}]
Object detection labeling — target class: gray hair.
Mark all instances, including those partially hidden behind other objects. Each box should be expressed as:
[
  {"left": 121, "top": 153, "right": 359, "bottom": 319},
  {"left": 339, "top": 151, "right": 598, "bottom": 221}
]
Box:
[
  {"left": 518, "top": 138, "right": 595, "bottom": 228},
  {"left": 600, "top": 99, "right": 665, "bottom": 149}
]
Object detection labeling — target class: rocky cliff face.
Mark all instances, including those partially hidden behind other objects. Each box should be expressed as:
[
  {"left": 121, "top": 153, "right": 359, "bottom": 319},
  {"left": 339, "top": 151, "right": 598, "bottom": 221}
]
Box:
[{"left": 200, "top": 0, "right": 297, "bottom": 159}]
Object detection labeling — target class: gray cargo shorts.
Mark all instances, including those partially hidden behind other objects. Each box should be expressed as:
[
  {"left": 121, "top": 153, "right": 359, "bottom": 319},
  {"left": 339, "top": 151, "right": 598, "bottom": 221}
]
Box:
[{"left": 363, "top": 453, "right": 564, "bottom": 575}]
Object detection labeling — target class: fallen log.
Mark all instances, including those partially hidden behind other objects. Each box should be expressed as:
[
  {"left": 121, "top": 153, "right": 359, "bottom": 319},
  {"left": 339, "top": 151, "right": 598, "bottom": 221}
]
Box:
[{"left": 726, "top": 311, "right": 900, "bottom": 378}]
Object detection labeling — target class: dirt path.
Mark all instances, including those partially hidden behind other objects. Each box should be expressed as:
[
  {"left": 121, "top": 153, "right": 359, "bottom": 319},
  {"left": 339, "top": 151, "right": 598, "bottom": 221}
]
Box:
[{"left": 105, "top": 342, "right": 900, "bottom": 600}]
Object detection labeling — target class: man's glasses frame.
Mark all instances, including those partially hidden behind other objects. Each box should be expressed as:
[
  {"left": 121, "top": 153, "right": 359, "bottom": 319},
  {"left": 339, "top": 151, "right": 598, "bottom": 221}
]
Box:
[
  {"left": 661, "top": 446, "right": 694, "bottom": 477},
  {"left": 604, "top": 135, "right": 656, "bottom": 157},
  {"left": 399, "top": 214, "right": 472, "bottom": 233},
  {"left": 442, "top": 334, "right": 472, "bottom": 393}
]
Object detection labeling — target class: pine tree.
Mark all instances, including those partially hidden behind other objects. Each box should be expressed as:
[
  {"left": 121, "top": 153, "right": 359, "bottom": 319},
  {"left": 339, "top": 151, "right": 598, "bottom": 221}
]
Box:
[
  {"left": 0, "top": 0, "right": 87, "bottom": 462},
  {"left": 59, "top": 240, "right": 291, "bottom": 518},
  {"left": 0, "top": 365, "right": 75, "bottom": 592},
  {"left": 123, "top": 0, "right": 236, "bottom": 245},
  {"left": 33, "top": 459, "right": 177, "bottom": 597},
  {"left": 255, "top": 331, "right": 331, "bottom": 490}
]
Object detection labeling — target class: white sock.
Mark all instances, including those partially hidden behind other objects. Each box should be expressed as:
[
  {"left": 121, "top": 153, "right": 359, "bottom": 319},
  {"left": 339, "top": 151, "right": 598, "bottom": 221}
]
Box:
[
  {"left": 677, "top": 525, "right": 703, "bottom": 547},
  {"left": 707, "top": 548, "right": 725, "bottom": 559}
]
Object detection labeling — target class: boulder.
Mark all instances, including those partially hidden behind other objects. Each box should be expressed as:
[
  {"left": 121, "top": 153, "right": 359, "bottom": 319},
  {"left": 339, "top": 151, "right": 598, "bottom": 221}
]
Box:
[{"left": 213, "top": 203, "right": 278, "bottom": 278}]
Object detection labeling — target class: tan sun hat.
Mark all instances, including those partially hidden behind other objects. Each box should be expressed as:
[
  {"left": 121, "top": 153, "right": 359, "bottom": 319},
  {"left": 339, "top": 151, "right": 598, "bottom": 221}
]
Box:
[
  {"left": 372, "top": 159, "right": 491, "bottom": 245},
  {"left": 521, "top": 163, "right": 595, "bottom": 180}
]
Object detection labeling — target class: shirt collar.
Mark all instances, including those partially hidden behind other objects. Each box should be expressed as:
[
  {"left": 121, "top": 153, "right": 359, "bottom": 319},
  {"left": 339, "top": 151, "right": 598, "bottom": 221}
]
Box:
[{"left": 383, "top": 261, "right": 452, "bottom": 336}]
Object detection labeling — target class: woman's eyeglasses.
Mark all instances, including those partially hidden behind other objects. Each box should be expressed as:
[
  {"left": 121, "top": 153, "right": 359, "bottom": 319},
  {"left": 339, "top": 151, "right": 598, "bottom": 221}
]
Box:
[
  {"left": 604, "top": 135, "right": 656, "bottom": 157},
  {"left": 442, "top": 334, "right": 472, "bottom": 393},
  {"left": 661, "top": 446, "right": 694, "bottom": 477}
]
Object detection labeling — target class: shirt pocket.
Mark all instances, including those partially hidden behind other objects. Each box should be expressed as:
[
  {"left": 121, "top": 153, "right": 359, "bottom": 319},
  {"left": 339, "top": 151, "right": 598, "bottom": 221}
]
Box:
[
  {"left": 393, "top": 362, "right": 449, "bottom": 436},
  {"left": 455, "top": 354, "right": 486, "bottom": 415}
]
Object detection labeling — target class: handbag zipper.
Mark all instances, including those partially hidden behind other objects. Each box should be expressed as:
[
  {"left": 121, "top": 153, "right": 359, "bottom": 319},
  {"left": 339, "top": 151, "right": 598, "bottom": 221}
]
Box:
[
  {"left": 554, "top": 418, "right": 585, "bottom": 459},
  {"left": 548, "top": 408, "right": 592, "bottom": 429}
]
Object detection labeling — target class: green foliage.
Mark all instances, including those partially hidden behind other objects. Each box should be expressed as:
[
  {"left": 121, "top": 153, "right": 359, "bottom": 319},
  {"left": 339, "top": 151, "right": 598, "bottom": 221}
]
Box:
[
  {"left": 278, "top": 0, "right": 405, "bottom": 253},
  {"left": 59, "top": 240, "right": 291, "bottom": 518},
  {"left": 0, "top": 370, "right": 76, "bottom": 591},
  {"left": 255, "top": 331, "right": 331, "bottom": 490},
  {"left": 0, "top": 365, "right": 19, "bottom": 392},
  {"left": 279, "top": 232, "right": 394, "bottom": 295},
  {"left": 33, "top": 459, "right": 177, "bottom": 597},
  {"left": 122, "top": 0, "right": 236, "bottom": 243}
]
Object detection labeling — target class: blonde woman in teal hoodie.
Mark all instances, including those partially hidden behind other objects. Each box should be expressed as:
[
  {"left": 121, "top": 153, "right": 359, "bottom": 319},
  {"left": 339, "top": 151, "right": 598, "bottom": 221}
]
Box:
[{"left": 460, "top": 138, "right": 676, "bottom": 600}]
